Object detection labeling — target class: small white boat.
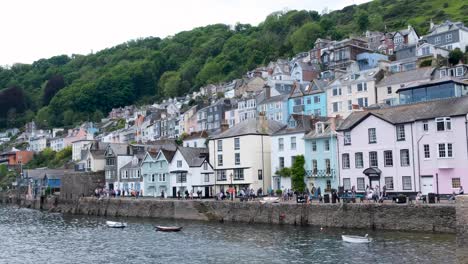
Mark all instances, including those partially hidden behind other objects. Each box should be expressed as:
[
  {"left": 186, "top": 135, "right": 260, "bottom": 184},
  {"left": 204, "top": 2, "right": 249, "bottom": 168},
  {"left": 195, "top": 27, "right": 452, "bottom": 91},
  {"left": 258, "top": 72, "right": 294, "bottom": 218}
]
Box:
[
  {"left": 106, "top": 221, "right": 127, "bottom": 228},
  {"left": 155, "top": 225, "right": 183, "bottom": 232},
  {"left": 342, "top": 234, "right": 372, "bottom": 243}
]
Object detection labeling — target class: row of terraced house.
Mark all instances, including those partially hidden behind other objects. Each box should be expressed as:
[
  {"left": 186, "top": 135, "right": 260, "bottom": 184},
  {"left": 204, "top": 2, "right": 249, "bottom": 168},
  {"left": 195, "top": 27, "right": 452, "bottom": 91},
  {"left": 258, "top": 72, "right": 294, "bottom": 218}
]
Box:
[{"left": 45, "top": 20, "right": 468, "bottom": 197}]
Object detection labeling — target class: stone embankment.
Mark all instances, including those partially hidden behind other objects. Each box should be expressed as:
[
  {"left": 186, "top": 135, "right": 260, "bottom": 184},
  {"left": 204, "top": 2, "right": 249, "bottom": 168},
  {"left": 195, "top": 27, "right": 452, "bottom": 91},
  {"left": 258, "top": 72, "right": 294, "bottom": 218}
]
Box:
[{"left": 47, "top": 197, "right": 457, "bottom": 233}]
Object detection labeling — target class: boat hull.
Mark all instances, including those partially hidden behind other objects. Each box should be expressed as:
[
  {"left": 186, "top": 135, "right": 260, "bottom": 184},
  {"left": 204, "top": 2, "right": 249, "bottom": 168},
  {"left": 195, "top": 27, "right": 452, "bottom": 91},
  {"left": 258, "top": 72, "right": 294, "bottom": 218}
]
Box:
[
  {"left": 106, "top": 221, "right": 127, "bottom": 228},
  {"left": 342, "top": 235, "right": 372, "bottom": 243},
  {"left": 155, "top": 226, "right": 183, "bottom": 232}
]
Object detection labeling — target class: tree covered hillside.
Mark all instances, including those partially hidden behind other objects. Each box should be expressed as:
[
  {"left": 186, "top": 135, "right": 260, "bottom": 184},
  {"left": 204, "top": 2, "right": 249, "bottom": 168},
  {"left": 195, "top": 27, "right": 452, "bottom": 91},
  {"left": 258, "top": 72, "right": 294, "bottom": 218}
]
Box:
[{"left": 0, "top": 0, "right": 466, "bottom": 129}]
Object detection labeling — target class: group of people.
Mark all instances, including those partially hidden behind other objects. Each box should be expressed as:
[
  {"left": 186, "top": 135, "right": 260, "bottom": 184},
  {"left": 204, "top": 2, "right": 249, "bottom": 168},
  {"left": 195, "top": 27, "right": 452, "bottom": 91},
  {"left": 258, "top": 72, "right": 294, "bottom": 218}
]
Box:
[
  {"left": 216, "top": 187, "right": 262, "bottom": 201},
  {"left": 364, "top": 185, "right": 386, "bottom": 203},
  {"left": 94, "top": 188, "right": 143, "bottom": 198},
  {"left": 176, "top": 189, "right": 204, "bottom": 200}
]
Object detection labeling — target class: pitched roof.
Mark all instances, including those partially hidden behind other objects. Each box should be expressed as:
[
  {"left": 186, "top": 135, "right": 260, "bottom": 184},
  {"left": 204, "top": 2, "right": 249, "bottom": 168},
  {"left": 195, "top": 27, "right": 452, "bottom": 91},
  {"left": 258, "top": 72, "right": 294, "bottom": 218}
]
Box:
[
  {"left": 273, "top": 114, "right": 316, "bottom": 136},
  {"left": 377, "top": 67, "right": 434, "bottom": 87},
  {"left": 90, "top": 149, "right": 106, "bottom": 159},
  {"left": 177, "top": 147, "right": 208, "bottom": 167},
  {"left": 258, "top": 93, "right": 289, "bottom": 105},
  {"left": 106, "top": 143, "right": 129, "bottom": 156},
  {"left": 160, "top": 148, "right": 176, "bottom": 162},
  {"left": 338, "top": 96, "right": 468, "bottom": 131},
  {"left": 210, "top": 119, "right": 284, "bottom": 139}
]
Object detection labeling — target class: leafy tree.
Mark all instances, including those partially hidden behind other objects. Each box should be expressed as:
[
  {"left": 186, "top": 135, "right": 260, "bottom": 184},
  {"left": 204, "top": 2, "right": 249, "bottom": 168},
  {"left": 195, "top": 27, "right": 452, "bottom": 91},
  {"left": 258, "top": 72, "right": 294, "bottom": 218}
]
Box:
[
  {"left": 159, "top": 71, "right": 182, "bottom": 98},
  {"left": 289, "top": 22, "right": 323, "bottom": 54},
  {"left": 43, "top": 75, "right": 65, "bottom": 105},
  {"left": 354, "top": 9, "right": 370, "bottom": 32},
  {"left": 276, "top": 167, "right": 291, "bottom": 177},
  {"left": 448, "top": 48, "right": 463, "bottom": 65},
  {"left": 92, "top": 110, "right": 104, "bottom": 122},
  {"left": 291, "top": 155, "right": 306, "bottom": 192}
]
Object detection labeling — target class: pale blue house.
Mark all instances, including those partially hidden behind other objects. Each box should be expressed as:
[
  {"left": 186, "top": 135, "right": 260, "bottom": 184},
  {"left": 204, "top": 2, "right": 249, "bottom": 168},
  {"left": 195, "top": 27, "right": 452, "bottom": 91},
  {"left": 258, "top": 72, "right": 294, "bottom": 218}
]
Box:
[
  {"left": 303, "top": 117, "right": 341, "bottom": 194},
  {"left": 257, "top": 93, "right": 289, "bottom": 124},
  {"left": 141, "top": 148, "right": 176, "bottom": 197},
  {"left": 288, "top": 80, "right": 329, "bottom": 117}
]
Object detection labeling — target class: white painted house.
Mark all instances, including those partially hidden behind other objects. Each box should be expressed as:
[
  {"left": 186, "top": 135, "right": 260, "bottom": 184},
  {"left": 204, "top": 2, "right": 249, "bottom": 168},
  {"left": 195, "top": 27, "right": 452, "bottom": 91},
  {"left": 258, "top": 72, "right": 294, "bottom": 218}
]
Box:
[{"left": 168, "top": 147, "right": 214, "bottom": 198}]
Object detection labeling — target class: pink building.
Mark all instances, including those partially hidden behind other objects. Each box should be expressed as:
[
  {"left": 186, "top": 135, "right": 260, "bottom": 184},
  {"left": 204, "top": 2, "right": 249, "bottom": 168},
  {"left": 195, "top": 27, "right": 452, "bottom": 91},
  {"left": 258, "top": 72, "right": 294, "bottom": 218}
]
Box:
[{"left": 337, "top": 96, "right": 468, "bottom": 195}]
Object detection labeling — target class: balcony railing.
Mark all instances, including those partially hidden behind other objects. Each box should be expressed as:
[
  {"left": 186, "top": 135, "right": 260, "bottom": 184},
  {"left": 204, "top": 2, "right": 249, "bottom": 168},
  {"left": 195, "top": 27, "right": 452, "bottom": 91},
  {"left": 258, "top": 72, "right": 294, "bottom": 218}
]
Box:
[{"left": 305, "top": 169, "right": 335, "bottom": 178}]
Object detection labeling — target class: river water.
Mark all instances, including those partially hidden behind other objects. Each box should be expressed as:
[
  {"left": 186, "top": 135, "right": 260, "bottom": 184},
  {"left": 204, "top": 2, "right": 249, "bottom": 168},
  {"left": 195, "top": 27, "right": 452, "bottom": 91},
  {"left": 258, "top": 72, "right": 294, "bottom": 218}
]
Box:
[{"left": 0, "top": 205, "right": 455, "bottom": 264}]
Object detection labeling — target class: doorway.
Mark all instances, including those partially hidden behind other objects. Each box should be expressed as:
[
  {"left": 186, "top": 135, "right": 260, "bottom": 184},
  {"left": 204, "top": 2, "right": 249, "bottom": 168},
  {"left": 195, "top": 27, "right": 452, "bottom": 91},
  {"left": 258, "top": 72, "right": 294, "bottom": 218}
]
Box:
[{"left": 420, "top": 176, "right": 434, "bottom": 195}]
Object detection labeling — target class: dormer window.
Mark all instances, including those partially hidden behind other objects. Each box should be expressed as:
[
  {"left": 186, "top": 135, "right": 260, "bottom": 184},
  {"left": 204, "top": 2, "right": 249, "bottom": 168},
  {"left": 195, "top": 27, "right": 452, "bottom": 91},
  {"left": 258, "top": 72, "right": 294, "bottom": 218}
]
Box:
[
  {"left": 288, "top": 120, "right": 297, "bottom": 128},
  {"left": 440, "top": 69, "right": 447, "bottom": 78},
  {"left": 316, "top": 122, "right": 324, "bottom": 134},
  {"left": 456, "top": 67, "right": 464, "bottom": 77}
]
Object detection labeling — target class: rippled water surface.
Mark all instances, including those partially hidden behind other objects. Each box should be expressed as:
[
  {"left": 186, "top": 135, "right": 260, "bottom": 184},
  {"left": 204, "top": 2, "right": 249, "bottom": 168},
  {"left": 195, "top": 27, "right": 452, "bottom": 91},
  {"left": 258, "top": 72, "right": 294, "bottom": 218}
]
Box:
[{"left": 0, "top": 205, "right": 455, "bottom": 264}]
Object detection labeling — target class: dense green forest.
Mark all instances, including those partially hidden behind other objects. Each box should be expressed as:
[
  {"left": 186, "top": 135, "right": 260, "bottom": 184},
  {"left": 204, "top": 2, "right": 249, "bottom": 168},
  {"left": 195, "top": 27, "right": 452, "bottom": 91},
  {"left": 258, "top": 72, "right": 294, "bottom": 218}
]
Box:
[{"left": 0, "top": 0, "right": 467, "bottom": 129}]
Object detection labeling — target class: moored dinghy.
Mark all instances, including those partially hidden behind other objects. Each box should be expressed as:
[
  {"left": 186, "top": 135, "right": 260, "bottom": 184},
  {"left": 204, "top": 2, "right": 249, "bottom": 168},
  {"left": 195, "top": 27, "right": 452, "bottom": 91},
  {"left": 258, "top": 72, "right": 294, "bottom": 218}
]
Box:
[
  {"left": 155, "top": 225, "right": 183, "bottom": 232},
  {"left": 106, "top": 221, "right": 127, "bottom": 228},
  {"left": 342, "top": 234, "right": 372, "bottom": 243}
]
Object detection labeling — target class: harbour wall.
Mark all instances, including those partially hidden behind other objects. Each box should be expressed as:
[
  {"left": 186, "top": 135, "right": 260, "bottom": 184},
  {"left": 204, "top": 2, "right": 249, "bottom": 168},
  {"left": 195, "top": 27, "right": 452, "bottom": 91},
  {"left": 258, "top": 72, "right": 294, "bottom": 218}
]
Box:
[
  {"left": 456, "top": 195, "right": 468, "bottom": 263},
  {"left": 46, "top": 197, "right": 457, "bottom": 233}
]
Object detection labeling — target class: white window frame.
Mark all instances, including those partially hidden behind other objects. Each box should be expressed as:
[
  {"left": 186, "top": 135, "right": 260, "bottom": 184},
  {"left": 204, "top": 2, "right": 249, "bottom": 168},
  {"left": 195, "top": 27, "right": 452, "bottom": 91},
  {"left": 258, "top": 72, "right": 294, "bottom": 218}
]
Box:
[
  {"left": 423, "top": 144, "right": 430, "bottom": 159},
  {"left": 396, "top": 125, "right": 405, "bottom": 141},
  {"left": 278, "top": 138, "right": 284, "bottom": 151},
  {"left": 438, "top": 143, "right": 453, "bottom": 158},
  {"left": 436, "top": 117, "right": 451, "bottom": 132},
  {"left": 368, "top": 128, "right": 377, "bottom": 144},
  {"left": 235, "top": 153, "right": 240, "bottom": 165},
  {"left": 357, "top": 177, "right": 365, "bottom": 191},
  {"left": 369, "top": 151, "right": 378, "bottom": 167},
  {"left": 402, "top": 176, "right": 412, "bottom": 190},
  {"left": 344, "top": 131, "right": 351, "bottom": 145},
  {"left": 343, "top": 178, "right": 351, "bottom": 190},
  {"left": 400, "top": 149, "right": 410, "bottom": 166},
  {"left": 385, "top": 177, "right": 394, "bottom": 190},
  {"left": 234, "top": 138, "right": 240, "bottom": 150},
  {"left": 355, "top": 152, "right": 363, "bottom": 168},
  {"left": 290, "top": 136, "right": 297, "bottom": 150},
  {"left": 342, "top": 153, "right": 350, "bottom": 169},
  {"left": 423, "top": 121, "right": 429, "bottom": 132},
  {"left": 384, "top": 150, "right": 393, "bottom": 167}
]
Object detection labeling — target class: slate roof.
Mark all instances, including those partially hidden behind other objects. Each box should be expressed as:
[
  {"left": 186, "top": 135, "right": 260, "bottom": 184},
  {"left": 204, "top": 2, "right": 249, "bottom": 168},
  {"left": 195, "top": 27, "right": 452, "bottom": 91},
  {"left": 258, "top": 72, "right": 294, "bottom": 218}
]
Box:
[
  {"left": 377, "top": 67, "right": 434, "bottom": 87},
  {"left": 90, "top": 150, "right": 106, "bottom": 159},
  {"left": 305, "top": 118, "right": 343, "bottom": 139},
  {"left": 161, "top": 149, "right": 176, "bottom": 162},
  {"left": 107, "top": 143, "right": 130, "bottom": 156},
  {"left": 273, "top": 114, "right": 317, "bottom": 136},
  {"left": 210, "top": 119, "right": 284, "bottom": 139},
  {"left": 258, "top": 94, "right": 289, "bottom": 105},
  {"left": 178, "top": 147, "right": 208, "bottom": 167},
  {"left": 121, "top": 153, "right": 146, "bottom": 169},
  {"left": 337, "top": 96, "right": 468, "bottom": 131}
]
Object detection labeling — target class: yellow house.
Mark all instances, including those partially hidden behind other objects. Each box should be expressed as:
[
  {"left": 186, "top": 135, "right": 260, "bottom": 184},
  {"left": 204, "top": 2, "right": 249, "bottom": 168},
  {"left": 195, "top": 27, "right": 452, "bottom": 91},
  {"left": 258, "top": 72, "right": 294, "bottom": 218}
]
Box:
[{"left": 208, "top": 118, "right": 284, "bottom": 194}]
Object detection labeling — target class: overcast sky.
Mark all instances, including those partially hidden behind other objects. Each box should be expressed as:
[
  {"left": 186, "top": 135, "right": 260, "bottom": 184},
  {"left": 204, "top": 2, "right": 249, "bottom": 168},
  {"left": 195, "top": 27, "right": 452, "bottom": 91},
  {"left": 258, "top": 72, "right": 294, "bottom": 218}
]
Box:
[{"left": 0, "top": 0, "right": 370, "bottom": 66}]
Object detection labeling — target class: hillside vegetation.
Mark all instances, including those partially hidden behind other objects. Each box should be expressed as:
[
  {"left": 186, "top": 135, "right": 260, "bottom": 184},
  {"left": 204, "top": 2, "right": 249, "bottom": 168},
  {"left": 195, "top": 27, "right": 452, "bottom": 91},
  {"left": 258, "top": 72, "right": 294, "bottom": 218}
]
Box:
[{"left": 0, "top": 0, "right": 466, "bottom": 129}]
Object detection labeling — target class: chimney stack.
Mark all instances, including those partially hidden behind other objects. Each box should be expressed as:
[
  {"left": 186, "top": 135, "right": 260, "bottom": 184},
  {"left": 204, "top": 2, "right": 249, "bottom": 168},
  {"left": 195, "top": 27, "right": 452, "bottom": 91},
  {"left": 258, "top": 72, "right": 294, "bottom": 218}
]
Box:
[
  {"left": 259, "top": 113, "right": 268, "bottom": 133},
  {"left": 264, "top": 85, "right": 271, "bottom": 99},
  {"left": 221, "top": 123, "right": 229, "bottom": 132}
]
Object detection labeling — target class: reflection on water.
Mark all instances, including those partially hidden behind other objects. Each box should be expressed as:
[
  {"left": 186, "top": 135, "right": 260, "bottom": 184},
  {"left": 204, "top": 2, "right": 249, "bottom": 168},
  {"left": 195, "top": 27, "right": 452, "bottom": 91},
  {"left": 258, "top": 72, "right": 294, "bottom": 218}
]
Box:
[{"left": 0, "top": 206, "right": 455, "bottom": 264}]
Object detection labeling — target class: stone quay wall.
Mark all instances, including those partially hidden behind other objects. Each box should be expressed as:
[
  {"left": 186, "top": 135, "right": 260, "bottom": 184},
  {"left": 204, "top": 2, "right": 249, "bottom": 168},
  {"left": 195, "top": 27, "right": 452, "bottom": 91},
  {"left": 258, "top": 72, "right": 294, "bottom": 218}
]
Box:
[
  {"left": 456, "top": 195, "right": 468, "bottom": 263},
  {"left": 50, "top": 197, "right": 457, "bottom": 233}
]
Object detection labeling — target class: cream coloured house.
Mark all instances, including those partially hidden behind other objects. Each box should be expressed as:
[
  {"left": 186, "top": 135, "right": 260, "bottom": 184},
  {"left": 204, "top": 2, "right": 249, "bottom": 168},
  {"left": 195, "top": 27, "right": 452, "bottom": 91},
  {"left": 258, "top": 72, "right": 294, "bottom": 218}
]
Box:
[
  {"left": 326, "top": 68, "right": 384, "bottom": 118},
  {"left": 208, "top": 118, "right": 284, "bottom": 194}
]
